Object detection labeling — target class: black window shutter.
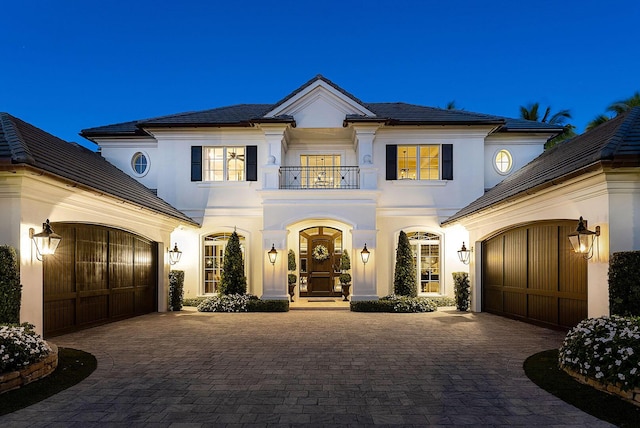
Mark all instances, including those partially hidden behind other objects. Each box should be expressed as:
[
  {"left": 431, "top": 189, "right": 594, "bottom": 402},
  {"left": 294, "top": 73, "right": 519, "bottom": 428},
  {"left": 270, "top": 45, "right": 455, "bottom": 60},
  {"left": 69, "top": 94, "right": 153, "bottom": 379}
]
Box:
[
  {"left": 386, "top": 145, "right": 397, "bottom": 180},
  {"left": 442, "top": 144, "right": 453, "bottom": 180},
  {"left": 191, "top": 146, "right": 202, "bottom": 182},
  {"left": 246, "top": 145, "right": 257, "bottom": 181}
]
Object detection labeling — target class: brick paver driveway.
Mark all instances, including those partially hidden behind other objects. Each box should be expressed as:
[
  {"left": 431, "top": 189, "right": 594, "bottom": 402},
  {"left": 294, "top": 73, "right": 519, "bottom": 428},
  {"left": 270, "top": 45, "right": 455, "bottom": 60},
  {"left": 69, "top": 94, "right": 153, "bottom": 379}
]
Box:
[{"left": 1, "top": 308, "right": 612, "bottom": 427}]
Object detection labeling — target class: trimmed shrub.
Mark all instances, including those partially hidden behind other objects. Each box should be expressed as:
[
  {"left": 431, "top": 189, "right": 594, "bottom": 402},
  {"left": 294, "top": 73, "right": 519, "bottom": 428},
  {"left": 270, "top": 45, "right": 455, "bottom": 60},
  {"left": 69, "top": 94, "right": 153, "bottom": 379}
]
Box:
[
  {"left": 168, "top": 270, "right": 184, "bottom": 311},
  {"left": 452, "top": 272, "right": 470, "bottom": 311},
  {"left": 394, "top": 231, "right": 417, "bottom": 297},
  {"left": 0, "top": 246, "right": 22, "bottom": 324},
  {"left": 350, "top": 295, "right": 437, "bottom": 313},
  {"left": 428, "top": 296, "right": 456, "bottom": 307},
  {"left": 0, "top": 323, "right": 50, "bottom": 373},
  {"left": 219, "top": 231, "right": 246, "bottom": 295},
  {"left": 339, "top": 251, "right": 351, "bottom": 285},
  {"left": 608, "top": 251, "right": 640, "bottom": 317},
  {"left": 183, "top": 297, "right": 207, "bottom": 307},
  {"left": 245, "top": 299, "right": 289, "bottom": 312}
]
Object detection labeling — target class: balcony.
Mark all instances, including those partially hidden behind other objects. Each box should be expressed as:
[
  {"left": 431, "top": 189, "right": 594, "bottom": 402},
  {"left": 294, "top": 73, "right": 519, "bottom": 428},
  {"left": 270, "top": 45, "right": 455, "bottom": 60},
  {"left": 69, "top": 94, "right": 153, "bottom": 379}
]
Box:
[{"left": 279, "top": 166, "right": 360, "bottom": 189}]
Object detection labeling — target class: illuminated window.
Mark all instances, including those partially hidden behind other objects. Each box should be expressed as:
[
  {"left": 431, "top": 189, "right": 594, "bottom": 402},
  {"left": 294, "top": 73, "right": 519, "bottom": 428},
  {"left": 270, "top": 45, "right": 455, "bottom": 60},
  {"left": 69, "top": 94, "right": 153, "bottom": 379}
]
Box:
[
  {"left": 495, "top": 149, "right": 513, "bottom": 174},
  {"left": 203, "top": 147, "right": 245, "bottom": 181},
  {"left": 203, "top": 233, "right": 245, "bottom": 294},
  {"left": 300, "top": 155, "right": 341, "bottom": 188},
  {"left": 398, "top": 145, "right": 440, "bottom": 180},
  {"left": 406, "top": 232, "right": 441, "bottom": 294}
]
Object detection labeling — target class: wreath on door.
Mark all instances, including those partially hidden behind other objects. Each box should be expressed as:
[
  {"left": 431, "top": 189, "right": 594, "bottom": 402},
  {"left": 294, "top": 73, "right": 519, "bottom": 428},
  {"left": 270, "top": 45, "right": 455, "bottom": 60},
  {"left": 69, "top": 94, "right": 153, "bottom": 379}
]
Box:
[{"left": 312, "top": 244, "right": 330, "bottom": 261}]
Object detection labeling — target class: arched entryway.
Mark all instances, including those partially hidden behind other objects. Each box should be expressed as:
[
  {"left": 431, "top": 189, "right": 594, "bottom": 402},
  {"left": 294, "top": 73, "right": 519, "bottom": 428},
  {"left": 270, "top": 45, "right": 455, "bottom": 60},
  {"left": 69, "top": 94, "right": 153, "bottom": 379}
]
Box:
[{"left": 299, "top": 226, "right": 343, "bottom": 298}]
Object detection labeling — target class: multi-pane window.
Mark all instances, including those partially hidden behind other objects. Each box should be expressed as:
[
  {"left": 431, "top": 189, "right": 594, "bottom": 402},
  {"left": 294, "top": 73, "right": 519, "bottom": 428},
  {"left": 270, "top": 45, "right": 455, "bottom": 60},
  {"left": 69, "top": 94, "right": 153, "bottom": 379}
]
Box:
[
  {"left": 397, "top": 145, "right": 440, "bottom": 180},
  {"left": 203, "top": 233, "right": 245, "bottom": 294},
  {"left": 495, "top": 149, "right": 513, "bottom": 174},
  {"left": 300, "top": 155, "right": 341, "bottom": 188},
  {"left": 407, "top": 232, "right": 441, "bottom": 294},
  {"left": 131, "top": 152, "right": 148, "bottom": 175},
  {"left": 203, "top": 147, "right": 245, "bottom": 181}
]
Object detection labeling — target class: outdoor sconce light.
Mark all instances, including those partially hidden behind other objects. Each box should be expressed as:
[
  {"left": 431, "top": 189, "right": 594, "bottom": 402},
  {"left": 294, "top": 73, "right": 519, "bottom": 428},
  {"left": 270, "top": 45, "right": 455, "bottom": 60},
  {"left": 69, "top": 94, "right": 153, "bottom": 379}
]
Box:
[
  {"left": 457, "top": 242, "right": 472, "bottom": 265},
  {"left": 29, "top": 219, "right": 62, "bottom": 261},
  {"left": 168, "top": 243, "right": 182, "bottom": 265},
  {"left": 268, "top": 244, "right": 278, "bottom": 265},
  {"left": 568, "top": 216, "right": 600, "bottom": 259},
  {"left": 361, "top": 243, "right": 370, "bottom": 264}
]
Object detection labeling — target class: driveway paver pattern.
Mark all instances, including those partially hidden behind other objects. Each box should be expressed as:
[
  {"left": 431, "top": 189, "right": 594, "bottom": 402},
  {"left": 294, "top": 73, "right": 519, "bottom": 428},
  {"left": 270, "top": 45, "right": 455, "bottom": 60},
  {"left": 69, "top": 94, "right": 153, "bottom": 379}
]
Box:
[{"left": 0, "top": 308, "right": 613, "bottom": 427}]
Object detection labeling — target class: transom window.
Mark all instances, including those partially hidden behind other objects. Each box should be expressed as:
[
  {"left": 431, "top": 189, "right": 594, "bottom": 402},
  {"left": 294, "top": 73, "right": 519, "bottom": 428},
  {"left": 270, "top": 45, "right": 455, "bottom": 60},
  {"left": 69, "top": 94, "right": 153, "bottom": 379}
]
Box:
[
  {"left": 494, "top": 149, "right": 513, "bottom": 174},
  {"left": 203, "top": 147, "right": 245, "bottom": 181},
  {"left": 397, "top": 145, "right": 440, "bottom": 180},
  {"left": 407, "top": 231, "right": 441, "bottom": 294},
  {"left": 203, "top": 232, "right": 245, "bottom": 294}
]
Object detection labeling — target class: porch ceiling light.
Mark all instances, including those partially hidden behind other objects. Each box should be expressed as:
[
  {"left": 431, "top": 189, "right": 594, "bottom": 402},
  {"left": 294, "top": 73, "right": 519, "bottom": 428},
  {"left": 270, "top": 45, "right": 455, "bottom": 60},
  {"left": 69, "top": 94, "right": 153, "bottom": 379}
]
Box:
[
  {"left": 268, "top": 244, "right": 278, "bottom": 265},
  {"left": 457, "top": 242, "right": 472, "bottom": 265},
  {"left": 30, "top": 219, "right": 62, "bottom": 261},
  {"left": 361, "top": 243, "right": 370, "bottom": 264},
  {"left": 168, "top": 243, "right": 182, "bottom": 265},
  {"left": 568, "top": 216, "right": 600, "bottom": 259}
]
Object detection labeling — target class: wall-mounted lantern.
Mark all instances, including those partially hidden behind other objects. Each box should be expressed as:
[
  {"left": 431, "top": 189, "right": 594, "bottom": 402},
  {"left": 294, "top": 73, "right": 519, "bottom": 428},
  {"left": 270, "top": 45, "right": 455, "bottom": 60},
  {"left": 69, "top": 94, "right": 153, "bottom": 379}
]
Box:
[
  {"left": 568, "top": 216, "right": 600, "bottom": 259},
  {"left": 268, "top": 244, "right": 278, "bottom": 265},
  {"left": 457, "top": 242, "right": 472, "bottom": 265},
  {"left": 361, "top": 243, "right": 370, "bottom": 264},
  {"left": 29, "top": 219, "right": 62, "bottom": 261},
  {"left": 168, "top": 243, "right": 182, "bottom": 265}
]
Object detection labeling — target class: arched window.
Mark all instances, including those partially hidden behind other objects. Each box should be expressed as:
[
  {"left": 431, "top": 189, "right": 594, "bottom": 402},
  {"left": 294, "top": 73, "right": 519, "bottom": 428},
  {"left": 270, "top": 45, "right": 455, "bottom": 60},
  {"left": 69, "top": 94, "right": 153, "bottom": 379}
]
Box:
[
  {"left": 131, "top": 152, "right": 148, "bottom": 176},
  {"left": 203, "top": 232, "right": 245, "bottom": 294},
  {"left": 406, "top": 232, "right": 441, "bottom": 294}
]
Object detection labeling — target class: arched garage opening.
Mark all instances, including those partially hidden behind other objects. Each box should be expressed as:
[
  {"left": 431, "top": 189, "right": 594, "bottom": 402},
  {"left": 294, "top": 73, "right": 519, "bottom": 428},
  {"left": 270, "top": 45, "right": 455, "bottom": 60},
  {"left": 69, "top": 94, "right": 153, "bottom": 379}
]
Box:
[
  {"left": 43, "top": 223, "right": 158, "bottom": 337},
  {"left": 481, "top": 220, "right": 587, "bottom": 329}
]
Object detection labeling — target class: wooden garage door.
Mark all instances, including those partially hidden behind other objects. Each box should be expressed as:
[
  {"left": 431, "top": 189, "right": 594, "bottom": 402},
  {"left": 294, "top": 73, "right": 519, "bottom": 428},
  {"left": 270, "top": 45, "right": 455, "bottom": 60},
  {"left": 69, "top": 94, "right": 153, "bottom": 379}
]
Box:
[
  {"left": 481, "top": 221, "right": 587, "bottom": 329},
  {"left": 43, "top": 223, "right": 158, "bottom": 337}
]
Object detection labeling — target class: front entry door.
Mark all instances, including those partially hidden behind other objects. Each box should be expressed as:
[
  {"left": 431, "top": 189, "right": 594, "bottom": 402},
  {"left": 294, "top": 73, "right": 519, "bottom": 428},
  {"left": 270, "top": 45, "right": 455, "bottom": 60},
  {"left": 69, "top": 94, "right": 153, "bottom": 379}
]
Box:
[{"left": 299, "top": 227, "right": 342, "bottom": 298}]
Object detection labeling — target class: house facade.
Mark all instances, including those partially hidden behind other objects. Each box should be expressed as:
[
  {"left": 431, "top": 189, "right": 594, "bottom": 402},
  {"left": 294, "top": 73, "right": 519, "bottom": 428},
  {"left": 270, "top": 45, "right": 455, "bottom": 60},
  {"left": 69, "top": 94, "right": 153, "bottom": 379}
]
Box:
[{"left": 81, "top": 76, "right": 562, "bottom": 307}]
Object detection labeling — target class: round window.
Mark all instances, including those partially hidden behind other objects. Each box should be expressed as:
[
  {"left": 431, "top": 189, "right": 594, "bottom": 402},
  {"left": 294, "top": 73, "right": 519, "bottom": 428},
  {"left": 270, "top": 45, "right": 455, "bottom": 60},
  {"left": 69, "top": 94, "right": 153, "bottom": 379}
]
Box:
[
  {"left": 131, "top": 152, "right": 148, "bottom": 175},
  {"left": 494, "top": 149, "right": 513, "bottom": 174}
]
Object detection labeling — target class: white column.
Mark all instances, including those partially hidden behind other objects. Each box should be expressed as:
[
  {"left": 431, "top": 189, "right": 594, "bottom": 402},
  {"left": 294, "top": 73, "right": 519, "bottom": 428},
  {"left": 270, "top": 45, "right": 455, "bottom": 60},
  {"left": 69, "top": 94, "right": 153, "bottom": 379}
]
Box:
[
  {"left": 353, "top": 125, "right": 379, "bottom": 190},
  {"left": 350, "top": 229, "right": 378, "bottom": 301},
  {"left": 261, "top": 125, "right": 288, "bottom": 190},
  {"left": 261, "top": 229, "right": 289, "bottom": 300}
]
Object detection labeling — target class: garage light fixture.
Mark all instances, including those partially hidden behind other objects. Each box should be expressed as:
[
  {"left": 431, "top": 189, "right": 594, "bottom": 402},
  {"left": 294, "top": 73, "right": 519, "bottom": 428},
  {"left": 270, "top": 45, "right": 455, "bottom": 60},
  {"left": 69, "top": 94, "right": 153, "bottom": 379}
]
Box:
[
  {"left": 268, "top": 244, "right": 278, "bottom": 265},
  {"left": 568, "top": 217, "right": 600, "bottom": 259},
  {"left": 457, "top": 242, "right": 472, "bottom": 265},
  {"left": 29, "top": 219, "right": 62, "bottom": 261},
  {"left": 168, "top": 243, "right": 182, "bottom": 265}
]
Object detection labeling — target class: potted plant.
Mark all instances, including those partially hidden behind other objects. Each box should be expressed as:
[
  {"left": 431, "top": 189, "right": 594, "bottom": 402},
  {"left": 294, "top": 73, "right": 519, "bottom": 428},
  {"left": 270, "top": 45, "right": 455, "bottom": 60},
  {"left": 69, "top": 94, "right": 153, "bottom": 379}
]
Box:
[
  {"left": 339, "top": 251, "right": 351, "bottom": 301},
  {"left": 288, "top": 250, "right": 297, "bottom": 301}
]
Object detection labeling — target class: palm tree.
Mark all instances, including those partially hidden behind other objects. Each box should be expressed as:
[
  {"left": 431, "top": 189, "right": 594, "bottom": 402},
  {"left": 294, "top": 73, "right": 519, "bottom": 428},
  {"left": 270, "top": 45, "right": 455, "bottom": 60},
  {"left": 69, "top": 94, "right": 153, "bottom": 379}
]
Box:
[
  {"left": 586, "top": 91, "right": 640, "bottom": 130},
  {"left": 519, "top": 103, "right": 576, "bottom": 148}
]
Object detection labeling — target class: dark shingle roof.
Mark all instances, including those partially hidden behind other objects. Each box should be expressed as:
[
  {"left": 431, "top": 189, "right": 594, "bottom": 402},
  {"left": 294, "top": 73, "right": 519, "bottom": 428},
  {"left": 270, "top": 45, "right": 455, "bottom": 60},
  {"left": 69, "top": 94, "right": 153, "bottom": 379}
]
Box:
[
  {"left": 442, "top": 106, "right": 640, "bottom": 225},
  {"left": 81, "top": 76, "right": 563, "bottom": 140},
  {"left": 0, "top": 113, "right": 198, "bottom": 226}
]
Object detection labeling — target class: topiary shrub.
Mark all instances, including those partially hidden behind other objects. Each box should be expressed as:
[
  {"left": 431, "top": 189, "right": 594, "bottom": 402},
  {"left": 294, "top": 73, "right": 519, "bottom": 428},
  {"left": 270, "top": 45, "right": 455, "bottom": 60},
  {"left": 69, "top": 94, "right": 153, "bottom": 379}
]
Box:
[
  {"left": 452, "top": 272, "right": 470, "bottom": 311},
  {"left": 608, "top": 251, "right": 640, "bottom": 317},
  {"left": 168, "top": 270, "right": 184, "bottom": 311},
  {"left": 394, "top": 231, "right": 417, "bottom": 297},
  {"left": 219, "top": 230, "right": 246, "bottom": 295},
  {"left": 339, "top": 251, "right": 351, "bottom": 285},
  {"left": 288, "top": 250, "right": 297, "bottom": 285},
  {"left": 0, "top": 246, "right": 22, "bottom": 324}
]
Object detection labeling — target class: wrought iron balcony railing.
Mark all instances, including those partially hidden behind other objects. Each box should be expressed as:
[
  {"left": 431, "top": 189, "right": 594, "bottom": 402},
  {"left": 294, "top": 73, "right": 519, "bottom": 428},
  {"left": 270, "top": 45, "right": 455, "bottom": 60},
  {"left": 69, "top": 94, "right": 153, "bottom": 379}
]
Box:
[{"left": 279, "top": 166, "right": 360, "bottom": 189}]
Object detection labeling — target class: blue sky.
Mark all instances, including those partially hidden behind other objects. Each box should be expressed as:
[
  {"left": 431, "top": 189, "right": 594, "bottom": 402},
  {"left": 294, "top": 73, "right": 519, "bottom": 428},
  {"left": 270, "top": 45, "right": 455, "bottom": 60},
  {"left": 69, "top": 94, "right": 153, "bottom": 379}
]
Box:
[{"left": 3, "top": 0, "right": 638, "bottom": 149}]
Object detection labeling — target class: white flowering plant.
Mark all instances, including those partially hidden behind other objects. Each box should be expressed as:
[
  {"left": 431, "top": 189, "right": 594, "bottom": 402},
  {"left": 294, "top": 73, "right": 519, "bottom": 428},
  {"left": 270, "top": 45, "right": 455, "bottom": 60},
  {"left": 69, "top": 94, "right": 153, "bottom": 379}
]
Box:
[
  {"left": 312, "top": 245, "right": 330, "bottom": 262},
  {"left": 559, "top": 316, "right": 640, "bottom": 391},
  {"left": 197, "top": 293, "right": 257, "bottom": 312},
  {"left": 0, "top": 323, "right": 51, "bottom": 373},
  {"left": 381, "top": 294, "right": 438, "bottom": 313}
]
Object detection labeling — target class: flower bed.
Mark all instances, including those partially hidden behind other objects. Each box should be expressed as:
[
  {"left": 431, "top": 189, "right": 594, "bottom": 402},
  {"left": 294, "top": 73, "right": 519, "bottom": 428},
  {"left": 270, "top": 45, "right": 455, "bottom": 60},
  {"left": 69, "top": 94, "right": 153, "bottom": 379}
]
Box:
[
  {"left": 0, "top": 324, "right": 58, "bottom": 394},
  {"left": 197, "top": 294, "right": 289, "bottom": 312},
  {"left": 350, "top": 294, "right": 438, "bottom": 313},
  {"left": 559, "top": 316, "right": 640, "bottom": 406}
]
